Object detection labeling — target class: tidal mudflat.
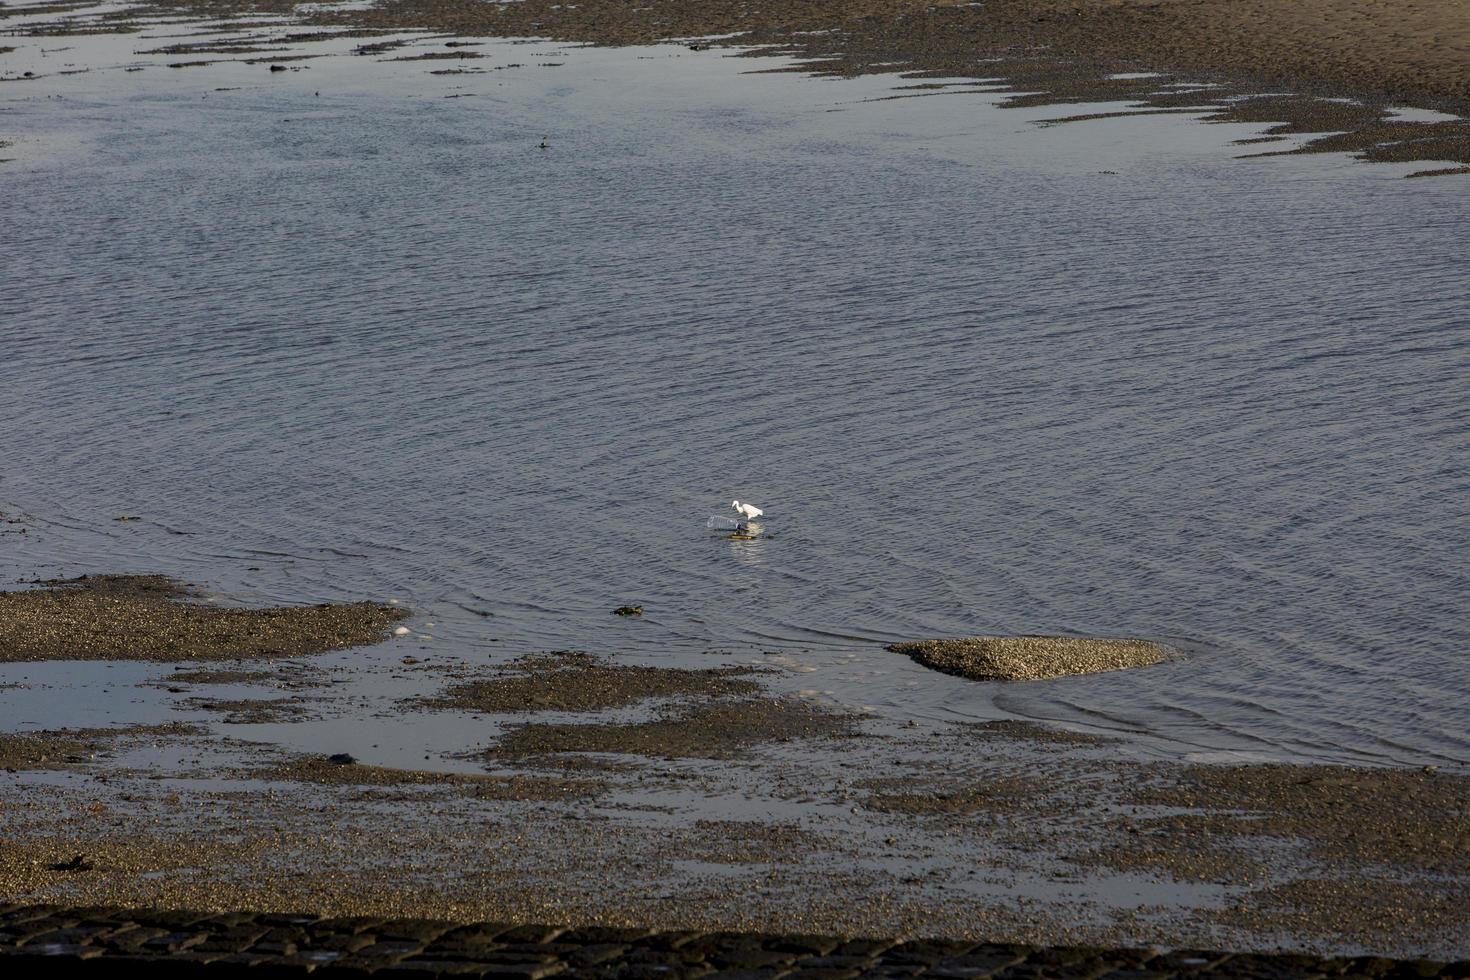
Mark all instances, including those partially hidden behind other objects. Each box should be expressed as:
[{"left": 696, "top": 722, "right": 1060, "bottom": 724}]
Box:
[
  {"left": 3, "top": 0, "right": 1469, "bottom": 960},
  {"left": 0, "top": 576, "right": 1466, "bottom": 954},
  {"left": 1, "top": 703, "right": 1466, "bottom": 956}
]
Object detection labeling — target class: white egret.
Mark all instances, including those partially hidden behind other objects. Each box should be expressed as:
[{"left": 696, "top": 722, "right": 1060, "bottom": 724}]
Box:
[{"left": 731, "top": 500, "right": 764, "bottom": 520}]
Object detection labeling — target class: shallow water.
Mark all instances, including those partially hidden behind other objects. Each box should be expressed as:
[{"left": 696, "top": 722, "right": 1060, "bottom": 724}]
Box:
[{"left": 3, "top": 25, "right": 1469, "bottom": 770}]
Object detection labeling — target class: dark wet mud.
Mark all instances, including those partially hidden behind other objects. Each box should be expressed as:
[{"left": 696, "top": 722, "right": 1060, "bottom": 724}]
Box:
[
  {"left": 0, "top": 575, "right": 408, "bottom": 663},
  {"left": 417, "top": 652, "right": 763, "bottom": 714}
]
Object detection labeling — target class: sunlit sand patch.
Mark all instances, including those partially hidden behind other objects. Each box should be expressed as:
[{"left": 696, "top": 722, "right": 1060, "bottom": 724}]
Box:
[{"left": 886, "top": 635, "right": 1167, "bottom": 681}]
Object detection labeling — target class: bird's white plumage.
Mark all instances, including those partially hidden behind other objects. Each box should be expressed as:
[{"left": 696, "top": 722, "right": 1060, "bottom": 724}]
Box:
[{"left": 731, "top": 500, "right": 763, "bottom": 520}]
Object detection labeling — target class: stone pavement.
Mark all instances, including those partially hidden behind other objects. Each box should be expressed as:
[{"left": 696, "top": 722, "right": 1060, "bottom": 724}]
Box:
[{"left": 0, "top": 905, "right": 1465, "bottom": 979}]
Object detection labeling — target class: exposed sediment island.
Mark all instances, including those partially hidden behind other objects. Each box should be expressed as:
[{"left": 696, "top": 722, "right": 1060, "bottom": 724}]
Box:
[
  {"left": 0, "top": 574, "right": 408, "bottom": 663},
  {"left": 887, "top": 635, "right": 1167, "bottom": 681}
]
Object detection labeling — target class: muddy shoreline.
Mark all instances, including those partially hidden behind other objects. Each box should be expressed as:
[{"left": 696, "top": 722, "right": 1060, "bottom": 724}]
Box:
[
  {"left": 1, "top": 626, "right": 1467, "bottom": 956},
  {"left": 0, "top": 714, "right": 1465, "bottom": 956},
  {"left": 4, "top": 0, "right": 1469, "bottom": 172}
]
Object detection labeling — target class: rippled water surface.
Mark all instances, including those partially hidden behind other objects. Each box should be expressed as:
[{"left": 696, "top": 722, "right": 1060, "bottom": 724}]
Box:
[{"left": 3, "top": 32, "right": 1468, "bottom": 769}]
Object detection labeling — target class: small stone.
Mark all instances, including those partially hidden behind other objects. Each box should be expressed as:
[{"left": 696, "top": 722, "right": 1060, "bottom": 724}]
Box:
[{"left": 327, "top": 753, "right": 357, "bottom": 765}]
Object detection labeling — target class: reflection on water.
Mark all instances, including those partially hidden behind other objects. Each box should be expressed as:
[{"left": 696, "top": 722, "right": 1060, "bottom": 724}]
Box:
[{"left": 2, "top": 34, "right": 1468, "bottom": 771}]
